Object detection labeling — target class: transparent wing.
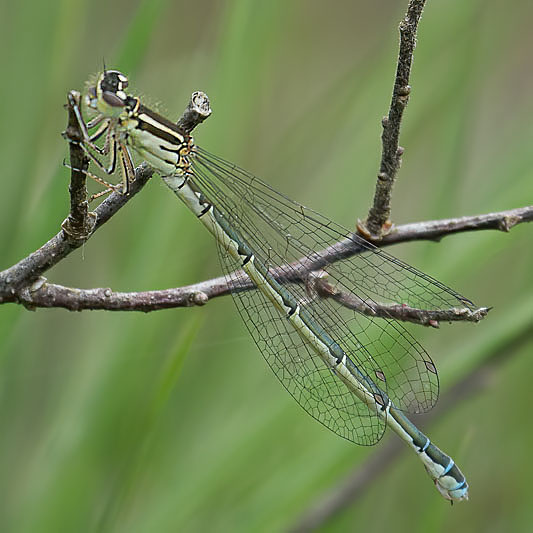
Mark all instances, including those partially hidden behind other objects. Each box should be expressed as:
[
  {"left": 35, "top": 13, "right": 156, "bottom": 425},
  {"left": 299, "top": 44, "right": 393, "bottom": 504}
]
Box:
[
  {"left": 191, "top": 147, "right": 475, "bottom": 427},
  {"left": 216, "top": 239, "right": 386, "bottom": 445}
]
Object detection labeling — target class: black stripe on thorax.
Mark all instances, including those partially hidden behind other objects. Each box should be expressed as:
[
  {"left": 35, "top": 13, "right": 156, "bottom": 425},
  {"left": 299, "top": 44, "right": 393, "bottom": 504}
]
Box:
[{"left": 135, "top": 104, "right": 186, "bottom": 146}]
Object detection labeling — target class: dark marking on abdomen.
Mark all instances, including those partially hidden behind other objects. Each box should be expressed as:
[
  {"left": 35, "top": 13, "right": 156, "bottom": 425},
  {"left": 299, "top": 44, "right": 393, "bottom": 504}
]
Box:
[{"left": 198, "top": 204, "right": 211, "bottom": 218}]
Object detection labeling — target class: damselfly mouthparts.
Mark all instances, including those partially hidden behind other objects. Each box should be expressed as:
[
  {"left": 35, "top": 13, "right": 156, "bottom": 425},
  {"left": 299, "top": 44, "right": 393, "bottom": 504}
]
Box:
[{"left": 66, "top": 69, "right": 486, "bottom": 501}]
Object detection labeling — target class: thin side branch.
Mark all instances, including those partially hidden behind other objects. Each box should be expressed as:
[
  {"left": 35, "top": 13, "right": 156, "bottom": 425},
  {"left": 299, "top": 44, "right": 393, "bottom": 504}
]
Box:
[
  {"left": 61, "top": 90, "right": 96, "bottom": 239},
  {"left": 361, "top": 0, "right": 427, "bottom": 239},
  {"left": 2, "top": 206, "right": 530, "bottom": 312},
  {"left": 317, "top": 279, "right": 489, "bottom": 327},
  {"left": 176, "top": 91, "right": 212, "bottom": 134},
  {"left": 380, "top": 206, "right": 533, "bottom": 244}
]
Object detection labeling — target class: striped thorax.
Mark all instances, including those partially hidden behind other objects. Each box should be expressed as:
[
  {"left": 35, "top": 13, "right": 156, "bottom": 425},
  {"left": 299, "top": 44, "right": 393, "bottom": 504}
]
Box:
[{"left": 85, "top": 70, "right": 193, "bottom": 186}]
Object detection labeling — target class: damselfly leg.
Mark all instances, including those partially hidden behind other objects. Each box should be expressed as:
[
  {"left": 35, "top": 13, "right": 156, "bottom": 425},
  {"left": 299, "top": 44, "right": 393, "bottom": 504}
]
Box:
[{"left": 65, "top": 90, "right": 135, "bottom": 199}]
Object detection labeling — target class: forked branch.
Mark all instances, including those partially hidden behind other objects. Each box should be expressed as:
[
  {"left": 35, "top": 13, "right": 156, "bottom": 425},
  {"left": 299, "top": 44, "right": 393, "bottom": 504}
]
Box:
[
  {"left": 0, "top": 0, "right": 531, "bottom": 321},
  {"left": 1, "top": 204, "right": 529, "bottom": 315}
]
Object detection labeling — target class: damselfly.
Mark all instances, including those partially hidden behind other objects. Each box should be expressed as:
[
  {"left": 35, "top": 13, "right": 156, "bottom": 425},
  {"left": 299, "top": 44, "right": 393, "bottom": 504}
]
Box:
[{"left": 66, "top": 69, "right": 485, "bottom": 501}]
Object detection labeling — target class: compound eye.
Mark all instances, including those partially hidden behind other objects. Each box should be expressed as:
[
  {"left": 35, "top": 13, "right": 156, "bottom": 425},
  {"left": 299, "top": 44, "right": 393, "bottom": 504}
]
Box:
[
  {"left": 100, "top": 70, "right": 127, "bottom": 94},
  {"left": 102, "top": 91, "right": 126, "bottom": 108}
]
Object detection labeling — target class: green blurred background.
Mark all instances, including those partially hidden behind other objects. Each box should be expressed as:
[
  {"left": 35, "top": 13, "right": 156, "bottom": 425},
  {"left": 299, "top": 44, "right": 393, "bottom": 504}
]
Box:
[{"left": 1, "top": 0, "right": 532, "bottom": 531}]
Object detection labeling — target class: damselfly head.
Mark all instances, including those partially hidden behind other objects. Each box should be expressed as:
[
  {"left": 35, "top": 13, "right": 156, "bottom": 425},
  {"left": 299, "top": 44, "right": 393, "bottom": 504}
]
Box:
[
  {"left": 86, "top": 70, "right": 130, "bottom": 117},
  {"left": 100, "top": 70, "right": 129, "bottom": 94}
]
